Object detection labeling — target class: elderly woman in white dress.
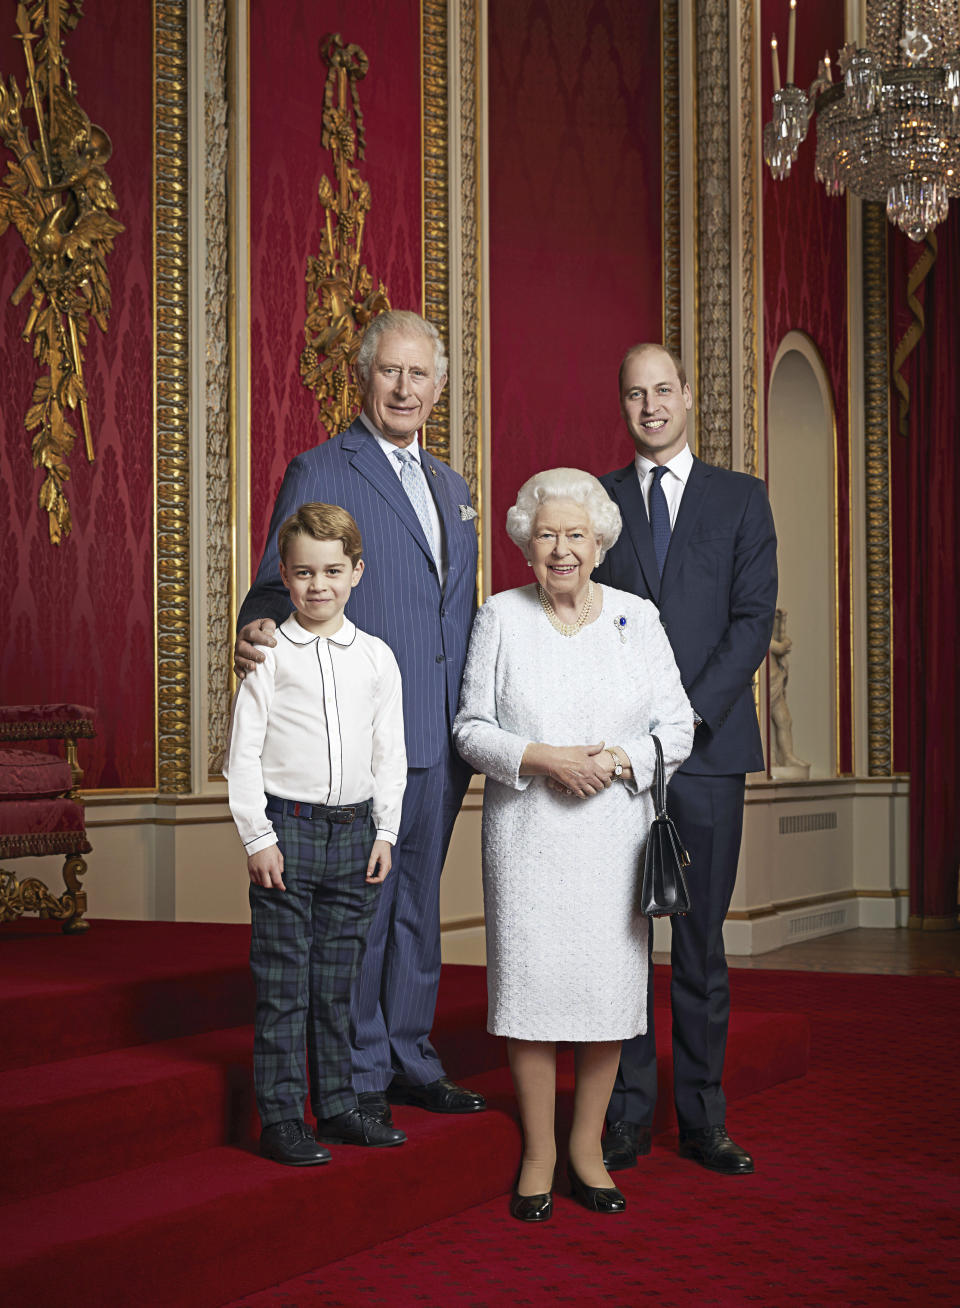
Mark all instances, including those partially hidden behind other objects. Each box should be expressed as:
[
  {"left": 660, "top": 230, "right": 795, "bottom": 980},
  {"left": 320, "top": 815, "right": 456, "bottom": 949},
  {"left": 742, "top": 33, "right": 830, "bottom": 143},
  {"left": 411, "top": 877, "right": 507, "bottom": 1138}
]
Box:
[{"left": 453, "top": 468, "right": 693, "bottom": 1222}]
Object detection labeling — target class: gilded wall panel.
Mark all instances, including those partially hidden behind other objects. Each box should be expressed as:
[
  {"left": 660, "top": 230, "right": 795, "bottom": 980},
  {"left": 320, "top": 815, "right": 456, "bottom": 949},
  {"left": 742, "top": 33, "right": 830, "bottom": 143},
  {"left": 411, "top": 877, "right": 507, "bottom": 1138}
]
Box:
[
  {"left": 739, "top": 0, "right": 759, "bottom": 477},
  {"left": 862, "top": 202, "right": 892, "bottom": 776},
  {"left": 205, "top": 0, "right": 232, "bottom": 777},
  {"left": 455, "top": 0, "right": 483, "bottom": 514},
  {"left": 155, "top": 0, "right": 191, "bottom": 794},
  {"left": 694, "top": 0, "right": 733, "bottom": 468},
  {"left": 662, "top": 0, "right": 681, "bottom": 355}
]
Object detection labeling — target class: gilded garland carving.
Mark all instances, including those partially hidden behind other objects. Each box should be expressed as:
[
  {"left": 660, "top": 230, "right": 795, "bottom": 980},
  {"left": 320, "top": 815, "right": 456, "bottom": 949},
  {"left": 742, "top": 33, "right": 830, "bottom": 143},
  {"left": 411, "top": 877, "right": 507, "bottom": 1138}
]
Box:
[
  {"left": 155, "top": 0, "right": 191, "bottom": 794},
  {"left": 891, "top": 232, "right": 936, "bottom": 438},
  {"left": 661, "top": 0, "right": 681, "bottom": 356},
  {"left": 739, "top": 0, "right": 759, "bottom": 478},
  {"left": 862, "top": 202, "right": 892, "bottom": 777},
  {"left": 456, "top": 0, "right": 482, "bottom": 509},
  {"left": 299, "top": 34, "right": 390, "bottom": 436},
  {"left": 422, "top": 0, "right": 451, "bottom": 464},
  {"left": 205, "top": 0, "right": 231, "bottom": 777},
  {"left": 0, "top": 0, "right": 124, "bottom": 544},
  {"left": 694, "top": 0, "right": 733, "bottom": 469}
]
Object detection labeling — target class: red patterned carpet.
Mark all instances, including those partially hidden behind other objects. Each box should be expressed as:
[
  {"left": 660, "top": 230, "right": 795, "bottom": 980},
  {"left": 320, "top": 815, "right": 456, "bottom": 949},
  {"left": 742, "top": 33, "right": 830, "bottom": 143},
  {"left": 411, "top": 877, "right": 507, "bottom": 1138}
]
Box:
[
  {"left": 1, "top": 921, "right": 955, "bottom": 1306},
  {"left": 227, "top": 971, "right": 960, "bottom": 1308}
]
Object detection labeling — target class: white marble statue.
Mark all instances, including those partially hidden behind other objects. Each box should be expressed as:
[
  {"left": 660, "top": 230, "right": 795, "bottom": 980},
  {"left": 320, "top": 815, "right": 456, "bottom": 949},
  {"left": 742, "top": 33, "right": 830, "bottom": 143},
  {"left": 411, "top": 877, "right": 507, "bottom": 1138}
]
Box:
[{"left": 769, "top": 607, "right": 810, "bottom": 780}]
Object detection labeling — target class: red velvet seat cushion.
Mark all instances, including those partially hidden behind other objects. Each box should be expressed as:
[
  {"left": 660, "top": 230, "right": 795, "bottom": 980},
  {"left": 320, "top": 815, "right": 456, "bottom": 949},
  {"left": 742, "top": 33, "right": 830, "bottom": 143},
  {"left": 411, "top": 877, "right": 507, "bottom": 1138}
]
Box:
[
  {"left": 0, "top": 704, "right": 96, "bottom": 744},
  {"left": 0, "top": 750, "right": 73, "bottom": 800},
  {"left": 0, "top": 797, "right": 90, "bottom": 859}
]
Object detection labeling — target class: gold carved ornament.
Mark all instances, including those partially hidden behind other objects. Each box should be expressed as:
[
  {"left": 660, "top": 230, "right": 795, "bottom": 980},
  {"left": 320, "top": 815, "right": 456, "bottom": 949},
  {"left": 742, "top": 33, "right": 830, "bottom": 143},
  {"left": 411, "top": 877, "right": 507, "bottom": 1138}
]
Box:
[
  {"left": 0, "top": 1, "right": 123, "bottom": 544},
  {"left": 300, "top": 33, "right": 390, "bottom": 434}
]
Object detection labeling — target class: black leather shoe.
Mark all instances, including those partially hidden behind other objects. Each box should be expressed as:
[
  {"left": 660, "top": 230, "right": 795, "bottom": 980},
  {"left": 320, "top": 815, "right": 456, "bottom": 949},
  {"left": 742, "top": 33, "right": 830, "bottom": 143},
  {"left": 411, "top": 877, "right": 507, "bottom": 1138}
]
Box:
[
  {"left": 387, "top": 1076, "right": 486, "bottom": 1114},
  {"left": 260, "top": 1119, "right": 331, "bottom": 1167},
  {"left": 315, "top": 1106, "right": 406, "bottom": 1147},
  {"left": 678, "top": 1125, "right": 755, "bottom": 1175},
  {"left": 567, "top": 1161, "right": 626, "bottom": 1214},
  {"left": 356, "top": 1091, "right": 393, "bottom": 1125},
  {"left": 509, "top": 1189, "right": 553, "bottom": 1222},
  {"left": 602, "top": 1120, "right": 652, "bottom": 1172}
]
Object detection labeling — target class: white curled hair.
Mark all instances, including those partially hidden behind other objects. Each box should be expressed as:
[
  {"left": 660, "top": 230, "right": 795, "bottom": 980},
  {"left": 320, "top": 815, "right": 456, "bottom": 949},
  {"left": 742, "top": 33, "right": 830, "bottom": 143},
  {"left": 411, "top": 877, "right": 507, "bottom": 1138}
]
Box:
[
  {"left": 354, "top": 310, "right": 448, "bottom": 388},
  {"left": 506, "top": 467, "right": 622, "bottom": 563}
]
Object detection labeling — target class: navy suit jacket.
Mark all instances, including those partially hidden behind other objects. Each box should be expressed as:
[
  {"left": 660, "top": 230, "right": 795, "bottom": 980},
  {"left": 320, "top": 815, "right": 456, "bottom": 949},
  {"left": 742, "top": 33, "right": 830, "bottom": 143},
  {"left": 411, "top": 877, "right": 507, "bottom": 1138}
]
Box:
[
  {"left": 238, "top": 419, "right": 478, "bottom": 769},
  {"left": 595, "top": 456, "right": 777, "bottom": 775}
]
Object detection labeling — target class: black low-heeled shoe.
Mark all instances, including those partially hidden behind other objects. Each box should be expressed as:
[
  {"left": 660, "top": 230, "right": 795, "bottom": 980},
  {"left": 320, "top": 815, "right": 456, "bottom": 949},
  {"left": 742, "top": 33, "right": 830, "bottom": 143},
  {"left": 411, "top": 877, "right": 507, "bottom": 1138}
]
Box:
[
  {"left": 567, "top": 1161, "right": 626, "bottom": 1214},
  {"left": 509, "top": 1189, "right": 553, "bottom": 1223}
]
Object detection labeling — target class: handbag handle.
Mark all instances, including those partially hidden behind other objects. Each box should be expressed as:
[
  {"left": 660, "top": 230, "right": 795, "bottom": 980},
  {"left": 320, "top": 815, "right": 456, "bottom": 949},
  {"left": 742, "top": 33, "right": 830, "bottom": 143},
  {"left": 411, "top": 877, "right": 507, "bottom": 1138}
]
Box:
[{"left": 651, "top": 734, "right": 667, "bottom": 818}]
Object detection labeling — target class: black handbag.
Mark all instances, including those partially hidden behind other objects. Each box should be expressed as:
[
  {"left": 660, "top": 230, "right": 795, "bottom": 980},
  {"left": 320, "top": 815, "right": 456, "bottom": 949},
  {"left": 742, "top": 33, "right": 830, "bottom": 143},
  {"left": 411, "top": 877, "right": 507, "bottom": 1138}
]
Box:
[{"left": 640, "top": 735, "right": 692, "bottom": 917}]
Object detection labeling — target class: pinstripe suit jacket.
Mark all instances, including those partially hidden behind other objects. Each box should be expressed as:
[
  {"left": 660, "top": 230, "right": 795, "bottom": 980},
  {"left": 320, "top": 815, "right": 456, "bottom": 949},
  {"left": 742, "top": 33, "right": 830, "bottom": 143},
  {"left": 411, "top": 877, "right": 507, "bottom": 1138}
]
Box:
[{"left": 238, "top": 420, "right": 479, "bottom": 769}]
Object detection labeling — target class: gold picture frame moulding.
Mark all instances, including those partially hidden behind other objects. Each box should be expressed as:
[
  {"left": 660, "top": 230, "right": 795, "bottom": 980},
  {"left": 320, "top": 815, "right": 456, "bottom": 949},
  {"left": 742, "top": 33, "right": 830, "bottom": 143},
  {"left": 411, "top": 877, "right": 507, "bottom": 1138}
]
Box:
[{"left": 154, "top": 0, "right": 191, "bottom": 794}]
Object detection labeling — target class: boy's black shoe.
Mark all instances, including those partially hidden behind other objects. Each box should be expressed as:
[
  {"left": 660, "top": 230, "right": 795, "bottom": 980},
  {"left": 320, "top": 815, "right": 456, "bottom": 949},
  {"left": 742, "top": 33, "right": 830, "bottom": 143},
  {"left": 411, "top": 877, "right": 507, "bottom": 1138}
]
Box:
[
  {"left": 260, "top": 1119, "right": 331, "bottom": 1166},
  {"left": 315, "top": 1106, "right": 406, "bottom": 1147}
]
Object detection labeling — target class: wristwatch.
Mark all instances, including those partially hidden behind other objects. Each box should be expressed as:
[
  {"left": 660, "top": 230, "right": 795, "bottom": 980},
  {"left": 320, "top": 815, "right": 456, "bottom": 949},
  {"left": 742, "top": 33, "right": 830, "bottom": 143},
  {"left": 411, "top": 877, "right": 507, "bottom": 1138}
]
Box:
[{"left": 609, "top": 747, "right": 624, "bottom": 778}]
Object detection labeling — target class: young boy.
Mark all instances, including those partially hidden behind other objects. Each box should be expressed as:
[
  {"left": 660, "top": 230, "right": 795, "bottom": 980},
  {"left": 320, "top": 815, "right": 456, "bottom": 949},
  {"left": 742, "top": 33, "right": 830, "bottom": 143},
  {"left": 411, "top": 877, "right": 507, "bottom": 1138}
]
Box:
[{"left": 225, "top": 503, "right": 407, "bottom": 1165}]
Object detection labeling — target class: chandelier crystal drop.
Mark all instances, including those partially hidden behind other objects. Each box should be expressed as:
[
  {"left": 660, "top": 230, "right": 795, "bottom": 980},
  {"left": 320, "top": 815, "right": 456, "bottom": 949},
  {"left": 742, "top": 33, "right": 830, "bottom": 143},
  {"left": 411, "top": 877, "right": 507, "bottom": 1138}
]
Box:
[{"left": 764, "top": 0, "right": 960, "bottom": 241}]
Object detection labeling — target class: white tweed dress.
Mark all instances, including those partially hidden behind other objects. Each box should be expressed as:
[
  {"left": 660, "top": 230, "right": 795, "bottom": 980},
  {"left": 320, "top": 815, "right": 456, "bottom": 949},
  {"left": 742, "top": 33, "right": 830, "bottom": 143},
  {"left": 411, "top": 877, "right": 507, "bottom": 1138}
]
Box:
[{"left": 453, "top": 584, "right": 693, "bottom": 1042}]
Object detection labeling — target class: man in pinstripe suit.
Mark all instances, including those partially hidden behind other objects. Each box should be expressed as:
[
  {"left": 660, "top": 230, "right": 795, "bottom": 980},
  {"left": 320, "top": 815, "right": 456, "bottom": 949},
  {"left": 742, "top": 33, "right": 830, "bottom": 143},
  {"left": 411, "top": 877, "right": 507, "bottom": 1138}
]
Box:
[{"left": 235, "top": 310, "right": 485, "bottom": 1124}]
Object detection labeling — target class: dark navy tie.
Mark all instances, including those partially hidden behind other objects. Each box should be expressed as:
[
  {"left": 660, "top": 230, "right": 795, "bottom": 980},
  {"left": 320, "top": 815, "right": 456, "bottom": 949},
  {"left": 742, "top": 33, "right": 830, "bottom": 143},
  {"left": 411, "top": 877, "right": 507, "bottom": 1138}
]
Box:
[{"left": 649, "top": 465, "right": 671, "bottom": 576}]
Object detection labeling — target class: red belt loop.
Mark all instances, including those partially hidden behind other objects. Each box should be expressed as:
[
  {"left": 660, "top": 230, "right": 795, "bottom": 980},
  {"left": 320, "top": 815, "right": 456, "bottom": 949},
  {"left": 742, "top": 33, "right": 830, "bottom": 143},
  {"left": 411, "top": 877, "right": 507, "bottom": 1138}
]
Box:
[{"left": 293, "top": 802, "right": 301, "bottom": 817}]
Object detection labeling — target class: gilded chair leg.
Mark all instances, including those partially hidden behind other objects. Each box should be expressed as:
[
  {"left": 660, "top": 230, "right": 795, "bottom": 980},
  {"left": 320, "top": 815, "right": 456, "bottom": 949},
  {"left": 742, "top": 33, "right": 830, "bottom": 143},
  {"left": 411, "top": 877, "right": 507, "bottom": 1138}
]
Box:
[{"left": 61, "top": 853, "right": 90, "bottom": 934}]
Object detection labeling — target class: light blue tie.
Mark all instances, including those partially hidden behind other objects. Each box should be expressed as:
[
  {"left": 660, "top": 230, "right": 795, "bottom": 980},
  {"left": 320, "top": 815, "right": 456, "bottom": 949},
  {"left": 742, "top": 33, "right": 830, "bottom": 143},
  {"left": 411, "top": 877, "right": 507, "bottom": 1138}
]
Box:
[
  {"left": 649, "top": 465, "right": 671, "bottom": 576},
  {"left": 395, "top": 449, "right": 440, "bottom": 563}
]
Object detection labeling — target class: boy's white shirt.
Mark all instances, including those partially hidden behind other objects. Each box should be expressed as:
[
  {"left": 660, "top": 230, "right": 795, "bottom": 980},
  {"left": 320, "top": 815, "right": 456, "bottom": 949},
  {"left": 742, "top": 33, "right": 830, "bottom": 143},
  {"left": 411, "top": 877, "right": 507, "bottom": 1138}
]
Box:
[{"left": 224, "top": 614, "right": 407, "bottom": 855}]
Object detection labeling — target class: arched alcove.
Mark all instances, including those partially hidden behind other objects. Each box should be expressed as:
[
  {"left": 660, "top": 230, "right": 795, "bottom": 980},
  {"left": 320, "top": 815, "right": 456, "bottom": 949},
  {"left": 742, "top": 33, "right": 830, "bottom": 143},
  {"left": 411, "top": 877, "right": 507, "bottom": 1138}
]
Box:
[{"left": 767, "top": 333, "right": 837, "bottom": 778}]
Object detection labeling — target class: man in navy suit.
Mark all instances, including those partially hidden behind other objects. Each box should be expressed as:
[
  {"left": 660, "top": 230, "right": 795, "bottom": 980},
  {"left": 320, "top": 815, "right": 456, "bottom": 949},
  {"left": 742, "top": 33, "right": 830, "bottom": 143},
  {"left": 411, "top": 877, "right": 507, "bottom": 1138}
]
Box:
[
  {"left": 595, "top": 343, "right": 777, "bottom": 1175},
  {"left": 235, "top": 311, "right": 485, "bottom": 1134}
]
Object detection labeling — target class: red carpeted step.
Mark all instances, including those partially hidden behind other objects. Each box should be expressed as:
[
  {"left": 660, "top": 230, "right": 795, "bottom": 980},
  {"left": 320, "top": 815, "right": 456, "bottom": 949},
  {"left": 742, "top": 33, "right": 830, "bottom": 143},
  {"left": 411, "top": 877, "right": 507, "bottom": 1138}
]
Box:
[
  {"left": 0, "top": 1005, "right": 808, "bottom": 1206},
  {"left": 0, "top": 1026, "right": 256, "bottom": 1204},
  {"left": 0, "top": 920, "right": 255, "bottom": 1071},
  {"left": 0, "top": 920, "right": 500, "bottom": 1074},
  {"left": 222, "top": 972, "right": 960, "bottom": 1308},
  {"left": 0, "top": 1074, "right": 523, "bottom": 1308},
  {"left": 0, "top": 921, "right": 812, "bottom": 1306}
]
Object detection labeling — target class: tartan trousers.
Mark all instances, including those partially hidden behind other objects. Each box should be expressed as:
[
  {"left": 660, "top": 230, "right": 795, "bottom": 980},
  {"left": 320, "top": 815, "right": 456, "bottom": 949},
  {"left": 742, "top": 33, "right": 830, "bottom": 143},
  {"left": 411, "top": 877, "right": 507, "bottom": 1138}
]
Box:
[{"left": 249, "top": 798, "right": 380, "bottom": 1126}]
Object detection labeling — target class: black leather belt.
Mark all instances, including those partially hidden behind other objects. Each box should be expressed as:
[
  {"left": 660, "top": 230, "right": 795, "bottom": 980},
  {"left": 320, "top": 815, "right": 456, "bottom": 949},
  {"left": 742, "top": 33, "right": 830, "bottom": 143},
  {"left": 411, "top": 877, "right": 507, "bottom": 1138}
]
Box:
[{"left": 264, "top": 794, "right": 371, "bottom": 824}]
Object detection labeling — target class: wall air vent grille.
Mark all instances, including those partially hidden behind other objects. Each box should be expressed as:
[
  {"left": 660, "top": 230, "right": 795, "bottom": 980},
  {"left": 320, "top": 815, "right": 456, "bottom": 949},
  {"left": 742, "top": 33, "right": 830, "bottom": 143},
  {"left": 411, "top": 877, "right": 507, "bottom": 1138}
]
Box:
[
  {"left": 778, "top": 812, "right": 838, "bottom": 835},
  {"left": 788, "top": 908, "right": 848, "bottom": 937}
]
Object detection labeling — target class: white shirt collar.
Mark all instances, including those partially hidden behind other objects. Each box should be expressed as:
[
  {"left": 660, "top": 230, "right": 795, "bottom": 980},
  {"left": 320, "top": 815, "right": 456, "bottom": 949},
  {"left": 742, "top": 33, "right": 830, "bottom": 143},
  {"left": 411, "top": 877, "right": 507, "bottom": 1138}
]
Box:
[
  {"left": 359, "top": 409, "right": 422, "bottom": 465},
  {"left": 279, "top": 612, "right": 357, "bottom": 647},
  {"left": 634, "top": 442, "right": 694, "bottom": 485}
]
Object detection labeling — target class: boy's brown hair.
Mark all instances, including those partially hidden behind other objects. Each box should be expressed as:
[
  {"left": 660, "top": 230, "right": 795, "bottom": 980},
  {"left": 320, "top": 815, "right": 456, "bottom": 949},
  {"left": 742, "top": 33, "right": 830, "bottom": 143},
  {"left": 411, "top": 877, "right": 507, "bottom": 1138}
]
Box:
[{"left": 277, "top": 502, "right": 363, "bottom": 566}]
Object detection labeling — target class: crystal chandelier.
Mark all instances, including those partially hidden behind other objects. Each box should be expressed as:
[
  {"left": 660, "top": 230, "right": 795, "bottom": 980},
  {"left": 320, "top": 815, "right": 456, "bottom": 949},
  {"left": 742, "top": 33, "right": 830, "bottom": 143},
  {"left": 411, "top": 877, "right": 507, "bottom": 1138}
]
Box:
[{"left": 763, "top": 0, "right": 960, "bottom": 241}]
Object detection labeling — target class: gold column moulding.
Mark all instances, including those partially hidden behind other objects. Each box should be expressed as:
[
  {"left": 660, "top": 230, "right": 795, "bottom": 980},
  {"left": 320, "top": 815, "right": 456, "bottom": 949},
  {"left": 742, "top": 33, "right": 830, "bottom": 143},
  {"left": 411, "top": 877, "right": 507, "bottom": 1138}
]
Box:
[
  {"left": 300, "top": 33, "right": 390, "bottom": 435},
  {"left": 0, "top": 1, "right": 124, "bottom": 544}
]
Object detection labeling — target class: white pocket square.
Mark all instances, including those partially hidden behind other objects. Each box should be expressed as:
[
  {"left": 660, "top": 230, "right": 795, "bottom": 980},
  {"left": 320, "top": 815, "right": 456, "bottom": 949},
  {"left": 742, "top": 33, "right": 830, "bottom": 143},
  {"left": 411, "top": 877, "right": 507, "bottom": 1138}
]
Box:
[{"left": 459, "top": 504, "right": 478, "bottom": 521}]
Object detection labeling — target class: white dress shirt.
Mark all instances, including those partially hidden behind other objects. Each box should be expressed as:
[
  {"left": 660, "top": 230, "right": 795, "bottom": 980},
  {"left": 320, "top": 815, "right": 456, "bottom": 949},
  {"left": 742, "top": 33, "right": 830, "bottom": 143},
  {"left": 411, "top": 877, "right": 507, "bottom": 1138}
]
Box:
[
  {"left": 634, "top": 443, "right": 694, "bottom": 529},
  {"left": 224, "top": 614, "right": 407, "bottom": 855},
  {"left": 359, "top": 410, "right": 447, "bottom": 582}
]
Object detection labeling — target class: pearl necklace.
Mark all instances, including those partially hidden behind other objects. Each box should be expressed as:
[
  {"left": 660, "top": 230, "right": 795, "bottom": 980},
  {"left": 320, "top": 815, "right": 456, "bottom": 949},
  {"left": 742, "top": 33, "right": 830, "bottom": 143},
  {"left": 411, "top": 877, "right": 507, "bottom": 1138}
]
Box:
[{"left": 538, "top": 581, "right": 594, "bottom": 637}]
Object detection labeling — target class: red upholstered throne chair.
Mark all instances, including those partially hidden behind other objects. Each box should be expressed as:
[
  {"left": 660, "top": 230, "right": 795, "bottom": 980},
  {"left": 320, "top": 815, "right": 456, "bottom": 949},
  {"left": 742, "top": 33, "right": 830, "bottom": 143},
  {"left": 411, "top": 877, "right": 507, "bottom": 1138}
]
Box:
[{"left": 0, "top": 704, "right": 96, "bottom": 934}]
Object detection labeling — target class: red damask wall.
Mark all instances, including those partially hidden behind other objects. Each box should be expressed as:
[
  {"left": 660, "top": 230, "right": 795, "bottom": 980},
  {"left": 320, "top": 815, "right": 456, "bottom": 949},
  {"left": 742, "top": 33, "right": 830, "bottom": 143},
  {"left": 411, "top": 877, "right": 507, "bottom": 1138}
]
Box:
[
  {"left": 488, "top": 0, "right": 663, "bottom": 591},
  {"left": 760, "top": 0, "right": 852, "bottom": 774},
  {"left": 249, "top": 0, "right": 423, "bottom": 567},
  {"left": 0, "top": 4, "right": 155, "bottom": 789}
]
